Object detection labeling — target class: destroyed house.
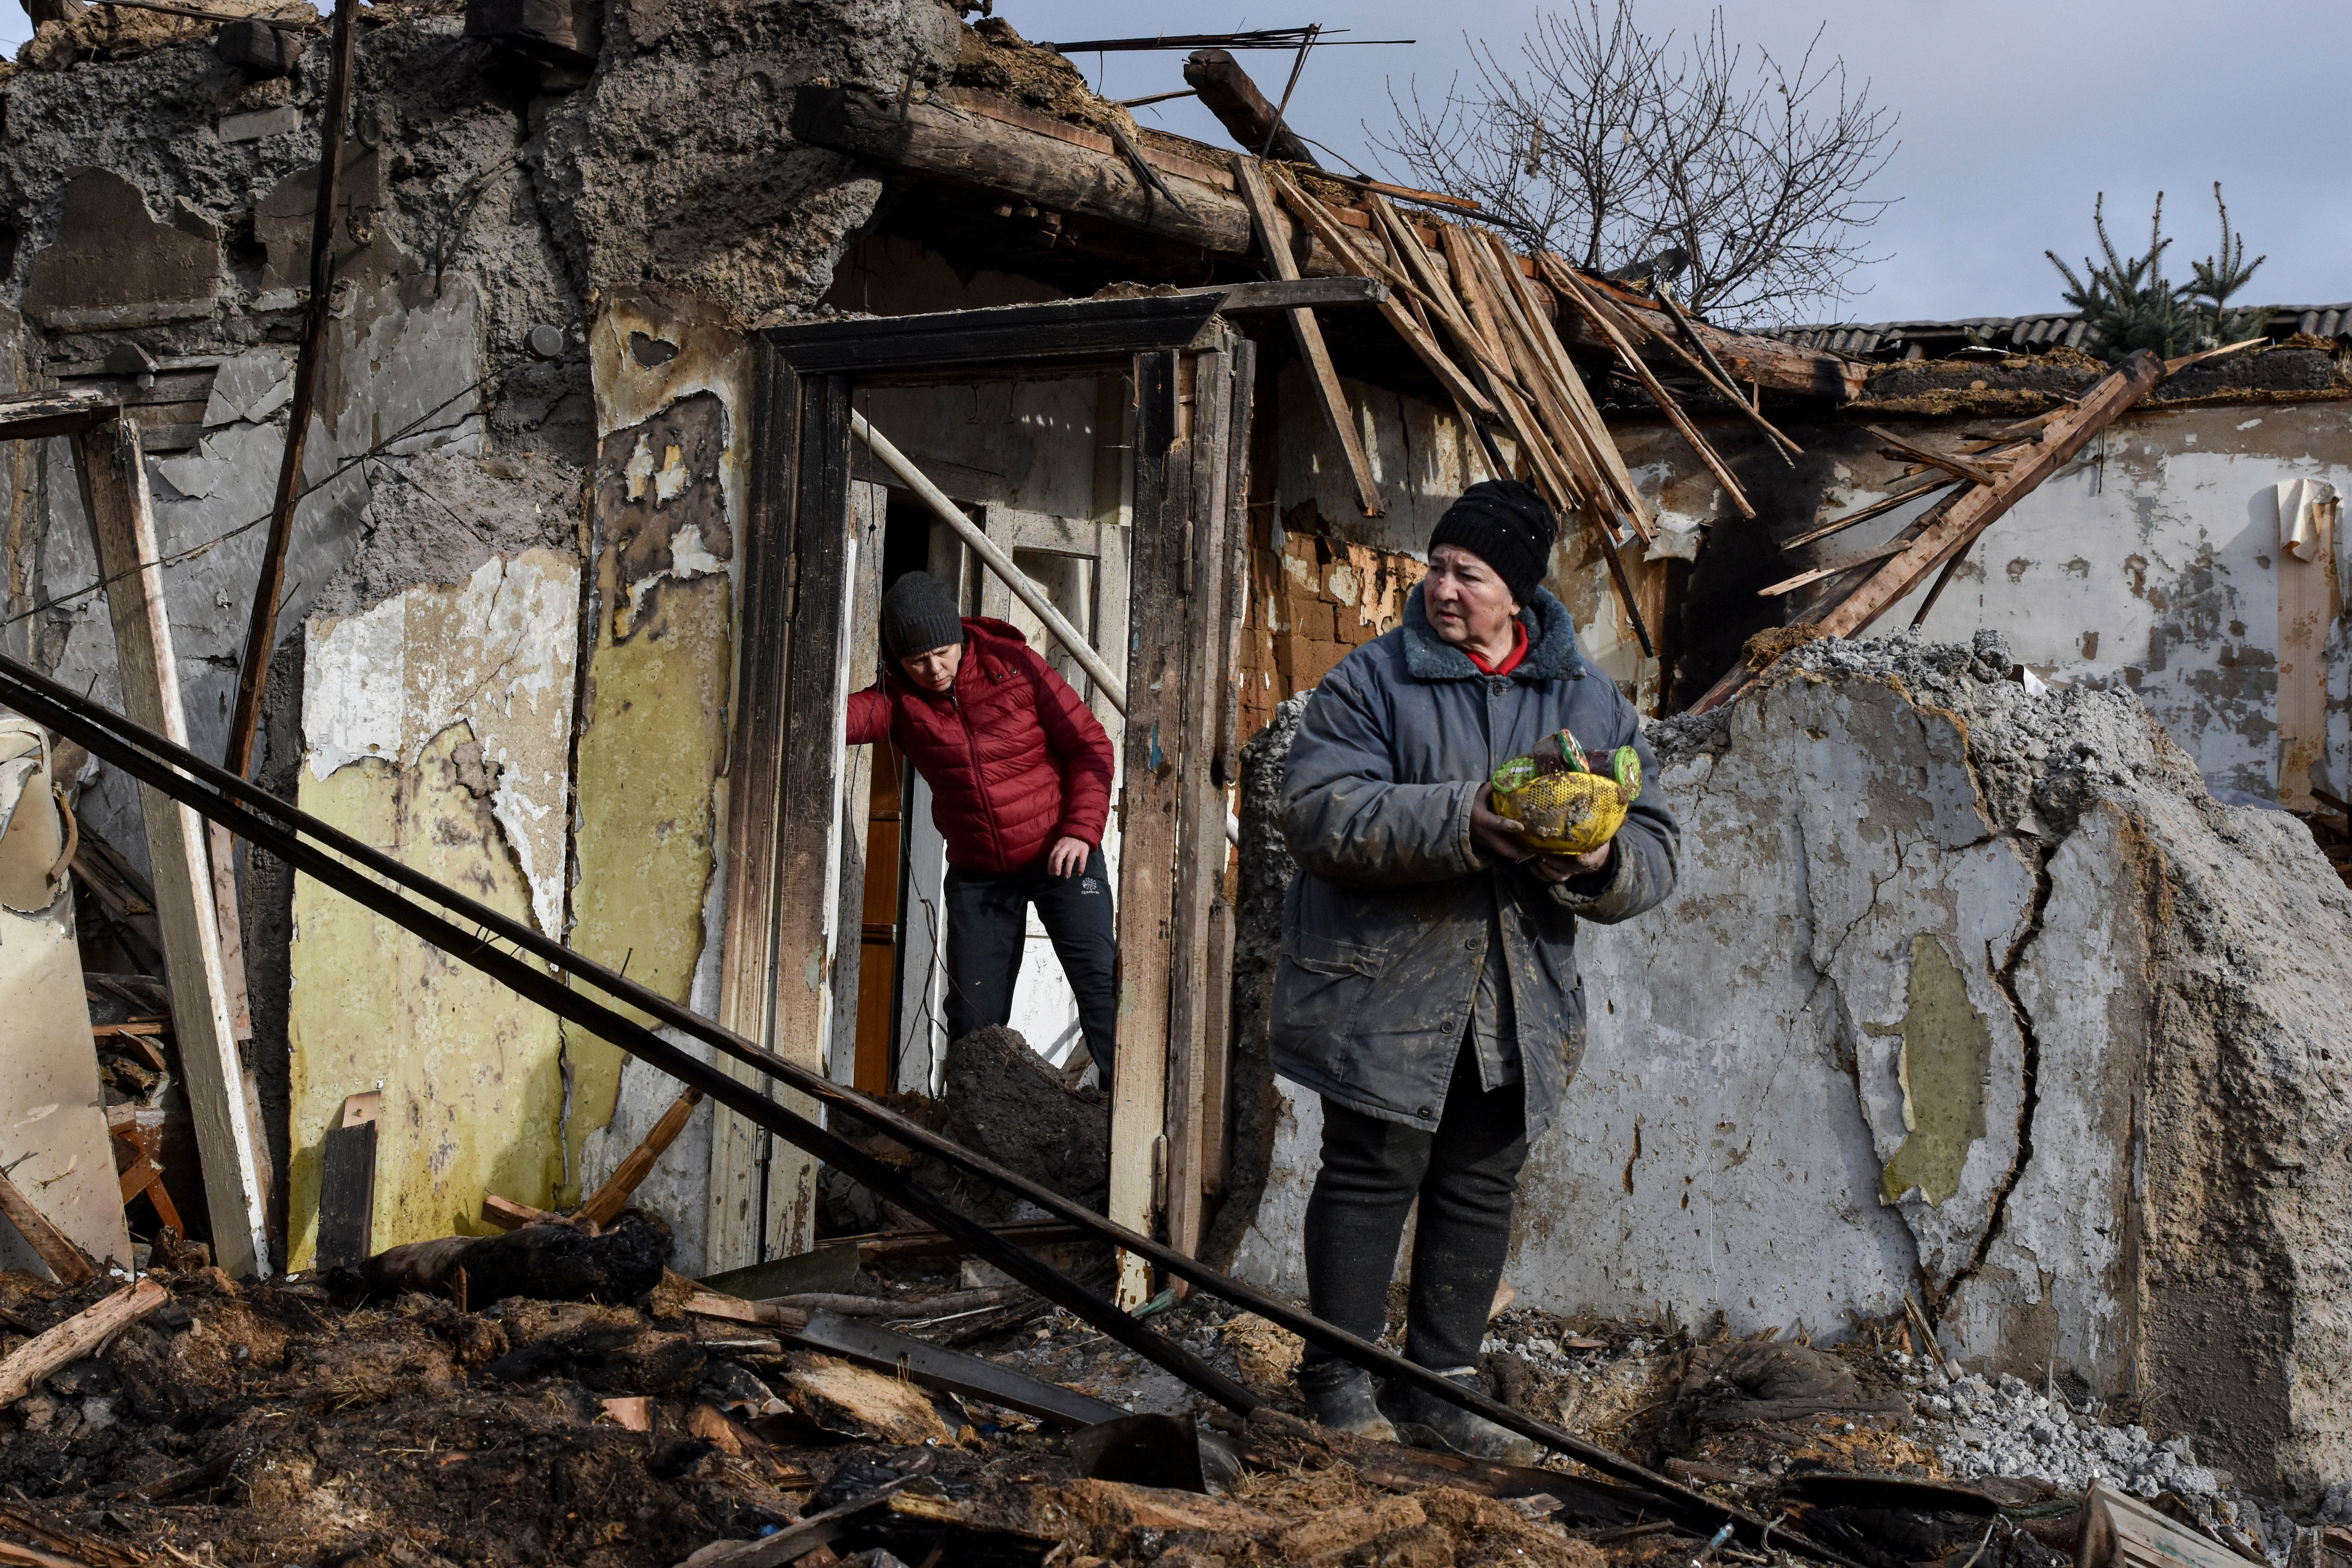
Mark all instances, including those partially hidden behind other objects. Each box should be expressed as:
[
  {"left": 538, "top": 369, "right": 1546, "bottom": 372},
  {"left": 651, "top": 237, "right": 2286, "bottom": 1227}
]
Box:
[{"left": 1, "top": 0, "right": 2351, "bottom": 1541}]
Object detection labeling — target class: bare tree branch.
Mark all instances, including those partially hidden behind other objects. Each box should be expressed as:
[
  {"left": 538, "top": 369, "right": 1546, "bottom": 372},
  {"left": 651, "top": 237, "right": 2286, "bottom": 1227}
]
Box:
[{"left": 1371, "top": 2, "right": 1898, "bottom": 325}]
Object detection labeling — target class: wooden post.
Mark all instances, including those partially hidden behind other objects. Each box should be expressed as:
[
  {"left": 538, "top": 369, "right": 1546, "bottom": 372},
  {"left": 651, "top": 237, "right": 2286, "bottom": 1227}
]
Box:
[
  {"left": 72, "top": 419, "right": 270, "bottom": 1278},
  {"left": 710, "top": 341, "right": 801, "bottom": 1272},
  {"left": 2277, "top": 484, "right": 2339, "bottom": 810},
  {"left": 1164, "top": 338, "right": 1236, "bottom": 1265},
  {"left": 1107, "top": 349, "right": 1191, "bottom": 1306},
  {"left": 764, "top": 372, "right": 857, "bottom": 1259}
]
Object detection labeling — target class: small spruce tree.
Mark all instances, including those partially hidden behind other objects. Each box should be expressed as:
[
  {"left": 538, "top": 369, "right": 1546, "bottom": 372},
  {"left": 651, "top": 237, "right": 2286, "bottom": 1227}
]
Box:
[{"left": 2046, "top": 183, "right": 2267, "bottom": 360}]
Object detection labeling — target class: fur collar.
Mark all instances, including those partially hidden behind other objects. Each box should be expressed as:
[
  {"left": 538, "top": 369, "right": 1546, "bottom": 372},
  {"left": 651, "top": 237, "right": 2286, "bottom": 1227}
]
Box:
[{"left": 1400, "top": 585, "right": 1584, "bottom": 682}]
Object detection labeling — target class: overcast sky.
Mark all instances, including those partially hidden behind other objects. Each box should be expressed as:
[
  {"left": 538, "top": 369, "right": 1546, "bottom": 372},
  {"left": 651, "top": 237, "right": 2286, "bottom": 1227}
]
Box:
[
  {"left": 1003, "top": 0, "right": 2350, "bottom": 326},
  {"left": 8, "top": 0, "right": 2343, "bottom": 326}
]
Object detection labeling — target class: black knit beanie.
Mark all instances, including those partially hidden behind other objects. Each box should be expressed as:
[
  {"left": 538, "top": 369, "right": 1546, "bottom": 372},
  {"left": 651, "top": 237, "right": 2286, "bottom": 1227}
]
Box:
[
  {"left": 1427, "top": 478, "right": 1558, "bottom": 602},
  {"left": 880, "top": 571, "right": 966, "bottom": 661}
]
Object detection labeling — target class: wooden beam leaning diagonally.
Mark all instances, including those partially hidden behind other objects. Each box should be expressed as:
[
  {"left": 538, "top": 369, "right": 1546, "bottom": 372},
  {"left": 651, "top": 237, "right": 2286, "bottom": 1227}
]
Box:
[
  {"left": 71, "top": 420, "right": 270, "bottom": 1278},
  {"left": 1269, "top": 176, "right": 1497, "bottom": 423},
  {"left": 1815, "top": 351, "right": 2167, "bottom": 641},
  {"left": 1107, "top": 349, "right": 1191, "bottom": 1307},
  {"left": 762, "top": 372, "right": 859, "bottom": 1262},
  {"left": 709, "top": 341, "right": 801, "bottom": 1272},
  {"left": 1231, "top": 158, "right": 1382, "bottom": 518},
  {"left": 1164, "top": 338, "right": 1243, "bottom": 1265}
]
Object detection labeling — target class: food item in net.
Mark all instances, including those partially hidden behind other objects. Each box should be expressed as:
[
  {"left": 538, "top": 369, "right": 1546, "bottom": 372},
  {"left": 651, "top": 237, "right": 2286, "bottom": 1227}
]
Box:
[{"left": 1488, "top": 727, "right": 1643, "bottom": 855}]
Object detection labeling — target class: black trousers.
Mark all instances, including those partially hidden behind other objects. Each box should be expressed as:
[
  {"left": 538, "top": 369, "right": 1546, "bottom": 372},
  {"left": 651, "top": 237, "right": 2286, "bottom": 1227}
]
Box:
[
  {"left": 1302, "top": 1039, "right": 1529, "bottom": 1372},
  {"left": 942, "top": 847, "right": 1118, "bottom": 1075}
]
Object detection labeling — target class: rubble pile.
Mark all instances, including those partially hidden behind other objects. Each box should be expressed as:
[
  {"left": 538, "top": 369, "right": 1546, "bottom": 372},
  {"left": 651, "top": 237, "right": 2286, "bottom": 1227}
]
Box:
[{"left": 1914, "top": 1366, "right": 2218, "bottom": 1498}]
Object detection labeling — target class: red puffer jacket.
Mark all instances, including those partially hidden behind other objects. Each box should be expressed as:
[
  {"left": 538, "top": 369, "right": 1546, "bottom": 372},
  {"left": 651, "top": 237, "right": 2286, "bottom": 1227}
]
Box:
[{"left": 846, "top": 617, "right": 1116, "bottom": 873}]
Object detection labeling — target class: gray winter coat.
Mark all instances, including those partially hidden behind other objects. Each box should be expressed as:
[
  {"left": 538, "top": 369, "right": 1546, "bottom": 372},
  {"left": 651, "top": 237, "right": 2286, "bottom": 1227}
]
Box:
[{"left": 1272, "top": 584, "right": 1678, "bottom": 1139}]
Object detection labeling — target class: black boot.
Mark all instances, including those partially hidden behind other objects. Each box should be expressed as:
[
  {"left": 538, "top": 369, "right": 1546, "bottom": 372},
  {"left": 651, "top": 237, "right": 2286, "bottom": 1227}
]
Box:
[
  {"left": 1296, "top": 1357, "right": 1397, "bottom": 1441},
  {"left": 1388, "top": 1367, "right": 1539, "bottom": 1464}
]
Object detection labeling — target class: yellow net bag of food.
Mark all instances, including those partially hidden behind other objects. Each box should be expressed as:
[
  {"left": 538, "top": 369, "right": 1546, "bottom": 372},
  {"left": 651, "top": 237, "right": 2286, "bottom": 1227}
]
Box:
[{"left": 1488, "top": 728, "right": 1642, "bottom": 857}]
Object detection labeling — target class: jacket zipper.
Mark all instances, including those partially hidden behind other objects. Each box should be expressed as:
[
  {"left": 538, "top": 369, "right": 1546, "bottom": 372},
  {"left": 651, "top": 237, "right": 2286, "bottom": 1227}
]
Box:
[{"left": 948, "top": 688, "right": 1009, "bottom": 870}]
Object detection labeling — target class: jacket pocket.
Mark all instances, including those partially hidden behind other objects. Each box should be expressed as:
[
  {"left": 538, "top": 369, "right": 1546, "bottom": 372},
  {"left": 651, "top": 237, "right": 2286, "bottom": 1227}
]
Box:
[
  {"left": 1285, "top": 933, "right": 1389, "bottom": 977},
  {"left": 1272, "top": 933, "right": 1392, "bottom": 1038}
]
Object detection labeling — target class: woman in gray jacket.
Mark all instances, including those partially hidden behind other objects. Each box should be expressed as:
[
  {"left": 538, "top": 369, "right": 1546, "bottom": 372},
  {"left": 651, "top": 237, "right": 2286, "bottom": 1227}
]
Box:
[{"left": 1276, "top": 479, "right": 1679, "bottom": 1460}]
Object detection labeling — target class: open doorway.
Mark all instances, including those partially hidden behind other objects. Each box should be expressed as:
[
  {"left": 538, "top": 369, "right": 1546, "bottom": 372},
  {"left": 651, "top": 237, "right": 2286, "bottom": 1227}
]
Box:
[{"left": 847, "top": 426, "right": 1134, "bottom": 1102}]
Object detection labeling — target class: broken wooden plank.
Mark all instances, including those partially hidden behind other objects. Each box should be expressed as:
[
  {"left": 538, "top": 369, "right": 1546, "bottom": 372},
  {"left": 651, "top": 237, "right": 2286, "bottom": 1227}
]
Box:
[
  {"left": 1760, "top": 542, "right": 1914, "bottom": 597},
  {"left": 314, "top": 1091, "right": 379, "bottom": 1268},
  {"left": 786, "top": 1308, "right": 1125, "bottom": 1428},
  {"left": 0, "top": 1279, "right": 169, "bottom": 1405},
  {"left": 223, "top": 0, "right": 356, "bottom": 783},
  {"left": 1183, "top": 47, "right": 1319, "bottom": 165},
  {"left": 1541, "top": 255, "right": 1756, "bottom": 519},
  {"left": 72, "top": 419, "right": 269, "bottom": 1278},
  {"left": 1232, "top": 157, "right": 1382, "bottom": 517},
  {"left": 1196, "top": 276, "right": 1388, "bottom": 313},
  {"left": 1273, "top": 177, "right": 1499, "bottom": 419},
  {"left": 671, "top": 1479, "right": 921, "bottom": 1568},
  {"left": 1864, "top": 425, "right": 2001, "bottom": 487},
  {"left": 580, "top": 1087, "right": 702, "bottom": 1227},
  {"left": 480, "top": 1193, "right": 552, "bottom": 1232},
  {"left": 65, "top": 826, "right": 163, "bottom": 967},
  {"left": 0, "top": 388, "right": 115, "bottom": 443},
  {"left": 1479, "top": 227, "right": 1654, "bottom": 539},
  {"left": 1559, "top": 275, "right": 1861, "bottom": 404},
  {"left": 0, "top": 1168, "right": 94, "bottom": 1287},
  {"left": 1814, "top": 351, "right": 2166, "bottom": 639},
  {"left": 1779, "top": 477, "right": 1960, "bottom": 551}
]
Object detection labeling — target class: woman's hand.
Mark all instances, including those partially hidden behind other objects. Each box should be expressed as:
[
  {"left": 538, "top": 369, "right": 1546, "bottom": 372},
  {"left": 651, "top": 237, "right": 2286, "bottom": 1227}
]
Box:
[
  {"left": 1470, "top": 788, "right": 1534, "bottom": 864},
  {"left": 1047, "top": 836, "right": 1092, "bottom": 877},
  {"left": 1530, "top": 842, "right": 1613, "bottom": 884}
]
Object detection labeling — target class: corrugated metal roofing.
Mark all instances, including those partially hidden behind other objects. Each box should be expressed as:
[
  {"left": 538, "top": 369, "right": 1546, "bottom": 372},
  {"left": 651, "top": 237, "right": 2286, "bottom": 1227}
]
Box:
[{"left": 1753, "top": 304, "right": 2352, "bottom": 361}]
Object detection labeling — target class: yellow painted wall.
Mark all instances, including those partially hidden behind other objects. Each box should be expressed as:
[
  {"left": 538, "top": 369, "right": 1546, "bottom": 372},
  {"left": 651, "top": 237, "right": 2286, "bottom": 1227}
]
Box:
[
  {"left": 286, "top": 730, "right": 568, "bottom": 1265},
  {"left": 560, "top": 570, "right": 731, "bottom": 1188}
]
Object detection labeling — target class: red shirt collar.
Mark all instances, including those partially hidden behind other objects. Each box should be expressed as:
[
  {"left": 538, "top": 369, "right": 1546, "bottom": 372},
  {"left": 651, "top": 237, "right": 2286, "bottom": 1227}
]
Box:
[{"left": 1464, "top": 616, "right": 1530, "bottom": 676}]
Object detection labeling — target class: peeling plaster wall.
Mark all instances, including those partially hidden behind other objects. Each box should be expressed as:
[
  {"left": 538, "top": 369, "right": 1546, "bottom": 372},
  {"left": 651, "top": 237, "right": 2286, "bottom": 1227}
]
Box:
[
  {"left": 1232, "top": 637, "right": 2352, "bottom": 1492},
  {"left": 565, "top": 291, "right": 751, "bottom": 1274},
  {"left": 285, "top": 547, "right": 580, "bottom": 1266}
]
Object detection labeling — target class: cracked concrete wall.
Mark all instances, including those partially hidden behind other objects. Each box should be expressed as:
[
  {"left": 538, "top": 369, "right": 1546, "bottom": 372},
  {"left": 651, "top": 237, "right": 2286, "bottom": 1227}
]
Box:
[{"left": 1232, "top": 633, "right": 2352, "bottom": 1494}]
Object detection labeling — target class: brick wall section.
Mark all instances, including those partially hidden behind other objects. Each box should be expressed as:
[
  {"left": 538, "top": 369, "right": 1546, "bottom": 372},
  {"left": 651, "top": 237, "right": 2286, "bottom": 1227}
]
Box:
[{"left": 1236, "top": 507, "right": 1430, "bottom": 744}]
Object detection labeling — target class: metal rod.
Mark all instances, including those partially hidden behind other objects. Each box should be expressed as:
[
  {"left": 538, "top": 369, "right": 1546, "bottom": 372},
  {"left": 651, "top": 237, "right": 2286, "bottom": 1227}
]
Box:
[
  {"left": 0, "top": 658, "right": 1258, "bottom": 1416},
  {"left": 853, "top": 412, "right": 1125, "bottom": 713},
  {"left": 0, "top": 651, "right": 1856, "bottom": 1566},
  {"left": 1258, "top": 23, "right": 1317, "bottom": 159},
  {"left": 224, "top": 0, "right": 357, "bottom": 780}
]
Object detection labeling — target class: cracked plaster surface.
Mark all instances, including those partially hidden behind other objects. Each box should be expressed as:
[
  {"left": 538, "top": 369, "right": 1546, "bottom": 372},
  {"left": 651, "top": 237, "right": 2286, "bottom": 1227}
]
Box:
[{"left": 302, "top": 548, "right": 581, "bottom": 939}]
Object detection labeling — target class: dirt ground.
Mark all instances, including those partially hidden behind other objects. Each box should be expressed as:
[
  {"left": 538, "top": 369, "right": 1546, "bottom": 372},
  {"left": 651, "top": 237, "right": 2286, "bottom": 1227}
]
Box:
[{"left": 0, "top": 1250, "right": 2265, "bottom": 1568}]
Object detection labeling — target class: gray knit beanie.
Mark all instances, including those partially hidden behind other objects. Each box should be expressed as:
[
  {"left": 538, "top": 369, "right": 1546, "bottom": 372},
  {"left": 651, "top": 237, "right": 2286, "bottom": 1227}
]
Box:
[{"left": 880, "top": 571, "right": 966, "bottom": 661}]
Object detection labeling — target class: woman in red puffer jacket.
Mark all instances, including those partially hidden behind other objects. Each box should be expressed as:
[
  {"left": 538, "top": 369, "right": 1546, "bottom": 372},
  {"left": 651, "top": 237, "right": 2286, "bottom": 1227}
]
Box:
[{"left": 846, "top": 571, "right": 1120, "bottom": 1076}]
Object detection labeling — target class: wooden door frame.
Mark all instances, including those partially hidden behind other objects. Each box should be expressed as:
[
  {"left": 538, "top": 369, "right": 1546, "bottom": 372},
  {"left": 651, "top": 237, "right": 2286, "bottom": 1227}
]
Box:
[{"left": 720, "top": 288, "right": 1279, "bottom": 1276}]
